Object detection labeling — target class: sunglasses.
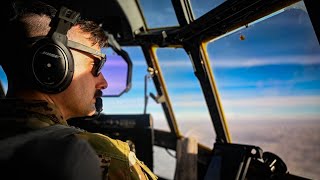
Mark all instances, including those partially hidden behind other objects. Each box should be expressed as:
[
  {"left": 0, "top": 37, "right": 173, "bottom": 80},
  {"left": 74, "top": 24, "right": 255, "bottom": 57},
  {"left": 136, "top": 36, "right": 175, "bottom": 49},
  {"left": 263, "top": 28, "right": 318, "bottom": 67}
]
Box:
[{"left": 67, "top": 40, "right": 107, "bottom": 77}]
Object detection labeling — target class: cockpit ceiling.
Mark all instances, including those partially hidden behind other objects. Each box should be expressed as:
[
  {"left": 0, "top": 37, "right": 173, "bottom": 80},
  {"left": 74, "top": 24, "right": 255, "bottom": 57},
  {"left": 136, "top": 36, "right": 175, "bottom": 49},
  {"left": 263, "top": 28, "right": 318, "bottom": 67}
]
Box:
[
  {"left": 27, "top": 0, "right": 300, "bottom": 46},
  {"left": 11, "top": 0, "right": 146, "bottom": 43}
]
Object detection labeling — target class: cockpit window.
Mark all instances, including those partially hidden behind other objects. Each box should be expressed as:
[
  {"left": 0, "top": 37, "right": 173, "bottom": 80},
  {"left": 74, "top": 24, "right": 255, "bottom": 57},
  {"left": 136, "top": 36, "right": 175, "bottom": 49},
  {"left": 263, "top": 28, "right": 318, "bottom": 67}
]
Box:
[
  {"left": 138, "top": 0, "right": 179, "bottom": 28},
  {"left": 206, "top": 1, "right": 320, "bottom": 179},
  {"left": 156, "top": 48, "right": 215, "bottom": 147},
  {"left": 102, "top": 47, "right": 168, "bottom": 130},
  {"left": 0, "top": 66, "right": 8, "bottom": 96},
  {"left": 190, "top": 0, "right": 226, "bottom": 19}
]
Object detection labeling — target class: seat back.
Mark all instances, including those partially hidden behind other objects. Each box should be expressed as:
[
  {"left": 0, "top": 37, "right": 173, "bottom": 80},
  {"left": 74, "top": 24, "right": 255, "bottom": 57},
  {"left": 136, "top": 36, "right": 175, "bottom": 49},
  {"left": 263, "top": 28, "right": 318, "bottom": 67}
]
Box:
[{"left": 0, "top": 125, "right": 102, "bottom": 180}]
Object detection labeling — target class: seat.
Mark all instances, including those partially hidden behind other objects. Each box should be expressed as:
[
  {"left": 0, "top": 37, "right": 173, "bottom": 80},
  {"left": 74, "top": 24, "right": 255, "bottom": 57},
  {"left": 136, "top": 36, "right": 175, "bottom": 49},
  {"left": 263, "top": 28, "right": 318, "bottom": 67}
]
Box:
[
  {"left": 0, "top": 125, "right": 102, "bottom": 180},
  {"left": 7, "top": 135, "right": 102, "bottom": 180}
]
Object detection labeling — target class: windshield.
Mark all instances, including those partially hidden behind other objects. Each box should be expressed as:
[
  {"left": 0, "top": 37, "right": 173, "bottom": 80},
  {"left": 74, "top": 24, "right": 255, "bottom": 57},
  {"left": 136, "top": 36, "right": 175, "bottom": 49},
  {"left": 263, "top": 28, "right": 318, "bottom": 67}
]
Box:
[
  {"left": 139, "top": 0, "right": 179, "bottom": 28},
  {"left": 206, "top": 1, "right": 320, "bottom": 179}
]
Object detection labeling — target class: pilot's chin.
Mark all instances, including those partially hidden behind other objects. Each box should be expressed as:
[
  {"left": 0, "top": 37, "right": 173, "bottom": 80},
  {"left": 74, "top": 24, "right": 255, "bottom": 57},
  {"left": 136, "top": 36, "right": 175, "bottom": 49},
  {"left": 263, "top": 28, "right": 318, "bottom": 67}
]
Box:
[
  {"left": 87, "top": 106, "right": 96, "bottom": 116},
  {"left": 88, "top": 111, "right": 96, "bottom": 117}
]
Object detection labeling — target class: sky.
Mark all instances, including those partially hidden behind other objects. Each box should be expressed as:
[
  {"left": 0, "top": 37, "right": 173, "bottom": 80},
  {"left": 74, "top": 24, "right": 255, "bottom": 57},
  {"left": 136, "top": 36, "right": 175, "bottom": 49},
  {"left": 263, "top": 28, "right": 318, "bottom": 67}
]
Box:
[{"left": 207, "top": 7, "right": 320, "bottom": 122}]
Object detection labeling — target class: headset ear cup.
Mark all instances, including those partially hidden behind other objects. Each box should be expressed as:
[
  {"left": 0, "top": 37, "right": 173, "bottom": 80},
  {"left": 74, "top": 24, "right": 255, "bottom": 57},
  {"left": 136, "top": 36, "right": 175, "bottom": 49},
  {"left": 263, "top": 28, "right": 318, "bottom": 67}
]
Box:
[{"left": 31, "top": 38, "right": 74, "bottom": 93}]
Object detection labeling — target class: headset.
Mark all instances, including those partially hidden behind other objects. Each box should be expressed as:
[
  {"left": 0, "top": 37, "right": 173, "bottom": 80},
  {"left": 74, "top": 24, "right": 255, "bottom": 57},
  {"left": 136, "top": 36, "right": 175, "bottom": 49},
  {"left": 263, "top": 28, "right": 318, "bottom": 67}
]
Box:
[{"left": 30, "top": 6, "right": 80, "bottom": 93}]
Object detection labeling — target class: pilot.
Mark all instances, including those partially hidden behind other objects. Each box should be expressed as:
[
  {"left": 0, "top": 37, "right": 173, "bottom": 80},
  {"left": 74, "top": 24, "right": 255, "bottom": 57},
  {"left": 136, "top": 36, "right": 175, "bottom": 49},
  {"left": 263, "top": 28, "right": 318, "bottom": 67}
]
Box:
[{"left": 0, "top": 1, "right": 157, "bottom": 180}]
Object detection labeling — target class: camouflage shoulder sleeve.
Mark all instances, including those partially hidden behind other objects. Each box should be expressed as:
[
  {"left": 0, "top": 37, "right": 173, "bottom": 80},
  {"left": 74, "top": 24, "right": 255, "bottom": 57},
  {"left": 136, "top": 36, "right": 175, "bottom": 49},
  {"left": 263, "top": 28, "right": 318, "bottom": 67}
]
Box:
[{"left": 75, "top": 132, "right": 157, "bottom": 180}]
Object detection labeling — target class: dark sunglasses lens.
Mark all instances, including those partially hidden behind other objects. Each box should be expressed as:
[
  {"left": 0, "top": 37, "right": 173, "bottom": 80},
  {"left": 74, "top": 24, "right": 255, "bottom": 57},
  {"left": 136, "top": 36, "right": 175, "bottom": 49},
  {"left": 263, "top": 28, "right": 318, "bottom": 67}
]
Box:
[{"left": 92, "top": 58, "right": 106, "bottom": 76}]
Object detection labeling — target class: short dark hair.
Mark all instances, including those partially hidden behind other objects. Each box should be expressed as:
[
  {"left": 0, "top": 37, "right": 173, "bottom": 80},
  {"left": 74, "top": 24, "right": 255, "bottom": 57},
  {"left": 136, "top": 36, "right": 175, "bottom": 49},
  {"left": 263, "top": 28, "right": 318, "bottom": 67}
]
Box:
[
  {"left": 1, "top": 0, "right": 108, "bottom": 84},
  {"left": 5, "top": 0, "right": 108, "bottom": 50}
]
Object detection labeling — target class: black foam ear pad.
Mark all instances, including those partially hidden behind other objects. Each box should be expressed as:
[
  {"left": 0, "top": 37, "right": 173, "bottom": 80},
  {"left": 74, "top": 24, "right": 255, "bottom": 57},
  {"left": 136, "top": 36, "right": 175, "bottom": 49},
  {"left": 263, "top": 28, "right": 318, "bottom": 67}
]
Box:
[{"left": 31, "top": 38, "right": 74, "bottom": 93}]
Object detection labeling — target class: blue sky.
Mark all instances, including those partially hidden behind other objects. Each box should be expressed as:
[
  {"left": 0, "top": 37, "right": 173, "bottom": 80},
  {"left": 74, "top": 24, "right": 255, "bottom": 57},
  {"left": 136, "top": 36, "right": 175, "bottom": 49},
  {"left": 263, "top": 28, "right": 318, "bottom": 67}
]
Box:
[{"left": 208, "top": 7, "right": 320, "bottom": 121}]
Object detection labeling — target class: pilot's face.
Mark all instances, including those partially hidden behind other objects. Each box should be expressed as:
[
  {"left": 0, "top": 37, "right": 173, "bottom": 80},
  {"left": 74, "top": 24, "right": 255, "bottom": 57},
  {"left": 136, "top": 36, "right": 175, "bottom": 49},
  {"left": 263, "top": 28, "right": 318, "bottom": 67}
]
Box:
[{"left": 53, "top": 26, "right": 107, "bottom": 119}]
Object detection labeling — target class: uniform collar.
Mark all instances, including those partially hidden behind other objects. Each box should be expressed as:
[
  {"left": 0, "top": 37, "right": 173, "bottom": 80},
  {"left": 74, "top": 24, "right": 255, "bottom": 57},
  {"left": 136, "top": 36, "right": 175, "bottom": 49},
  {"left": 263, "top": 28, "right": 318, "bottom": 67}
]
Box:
[{"left": 0, "top": 98, "right": 68, "bottom": 129}]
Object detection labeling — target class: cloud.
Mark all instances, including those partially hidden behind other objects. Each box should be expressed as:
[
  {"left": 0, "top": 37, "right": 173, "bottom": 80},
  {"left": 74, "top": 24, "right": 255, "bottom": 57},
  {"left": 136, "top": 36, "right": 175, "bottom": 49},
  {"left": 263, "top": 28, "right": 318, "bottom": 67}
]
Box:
[
  {"left": 166, "top": 81, "right": 200, "bottom": 89},
  {"left": 102, "top": 93, "right": 320, "bottom": 122},
  {"left": 105, "top": 93, "right": 320, "bottom": 109},
  {"left": 210, "top": 55, "right": 320, "bottom": 68},
  {"left": 222, "top": 95, "right": 320, "bottom": 108},
  {"left": 135, "top": 60, "right": 192, "bottom": 68},
  {"left": 225, "top": 112, "right": 320, "bottom": 121},
  {"left": 216, "top": 76, "right": 320, "bottom": 88},
  {"left": 134, "top": 54, "right": 320, "bottom": 69}
]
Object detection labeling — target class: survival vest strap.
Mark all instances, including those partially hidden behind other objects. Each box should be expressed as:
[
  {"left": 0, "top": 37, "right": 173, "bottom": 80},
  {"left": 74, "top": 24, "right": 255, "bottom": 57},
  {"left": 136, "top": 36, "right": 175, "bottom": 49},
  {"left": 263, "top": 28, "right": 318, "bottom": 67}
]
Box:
[{"left": 0, "top": 124, "right": 83, "bottom": 161}]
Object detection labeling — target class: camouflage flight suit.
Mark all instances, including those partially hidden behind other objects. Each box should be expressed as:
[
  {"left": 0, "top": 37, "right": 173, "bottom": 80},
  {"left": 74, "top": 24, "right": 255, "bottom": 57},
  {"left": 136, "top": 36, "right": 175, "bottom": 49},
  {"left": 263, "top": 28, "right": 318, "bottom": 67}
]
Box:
[{"left": 0, "top": 99, "right": 158, "bottom": 180}]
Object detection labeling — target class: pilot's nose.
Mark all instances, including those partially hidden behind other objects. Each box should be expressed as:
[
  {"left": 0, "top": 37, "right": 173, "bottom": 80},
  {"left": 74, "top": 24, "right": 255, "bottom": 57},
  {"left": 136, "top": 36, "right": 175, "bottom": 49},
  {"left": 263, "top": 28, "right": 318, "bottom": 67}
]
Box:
[{"left": 96, "top": 73, "right": 108, "bottom": 90}]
